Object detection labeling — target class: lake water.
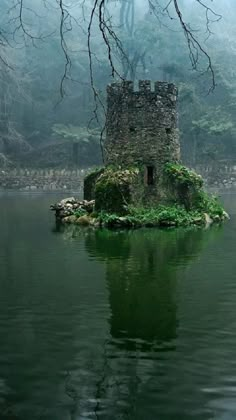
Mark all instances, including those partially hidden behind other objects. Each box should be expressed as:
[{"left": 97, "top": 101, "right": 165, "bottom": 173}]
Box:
[{"left": 0, "top": 192, "right": 236, "bottom": 419}]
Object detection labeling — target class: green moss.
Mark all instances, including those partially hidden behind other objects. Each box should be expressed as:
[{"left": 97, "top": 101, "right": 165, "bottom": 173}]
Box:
[
  {"left": 165, "top": 163, "right": 203, "bottom": 189},
  {"left": 192, "top": 191, "right": 225, "bottom": 220},
  {"left": 126, "top": 205, "right": 204, "bottom": 227},
  {"left": 78, "top": 162, "right": 227, "bottom": 229},
  {"left": 96, "top": 199, "right": 226, "bottom": 229},
  {"left": 165, "top": 162, "right": 205, "bottom": 210},
  {"left": 73, "top": 208, "right": 87, "bottom": 218},
  {"left": 95, "top": 166, "right": 139, "bottom": 215},
  {"left": 97, "top": 206, "right": 196, "bottom": 228}
]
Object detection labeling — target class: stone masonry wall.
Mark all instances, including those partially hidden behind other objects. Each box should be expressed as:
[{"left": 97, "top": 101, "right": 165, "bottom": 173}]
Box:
[
  {"left": 105, "top": 80, "right": 180, "bottom": 169},
  {"left": 104, "top": 80, "right": 180, "bottom": 206},
  {"left": 0, "top": 168, "right": 89, "bottom": 192},
  {"left": 195, "top": 162, "right": 236, "bottom": 190}
]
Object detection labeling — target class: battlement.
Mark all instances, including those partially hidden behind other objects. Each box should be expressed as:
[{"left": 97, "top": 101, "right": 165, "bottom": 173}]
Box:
[{"left": 107, "top": 80, "right": 177, "bottom": 97}]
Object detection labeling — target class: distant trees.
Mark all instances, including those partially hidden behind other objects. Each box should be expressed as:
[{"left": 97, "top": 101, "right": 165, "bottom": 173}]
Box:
[
  {"left": 85, "top": 0, "right": 221, "bottom": 91},
  {"left": 0, "top": 0, "right": 235, "bottom": 168},
  {"left": 0, "top": 1, "right": 220, "bottom": 92},
  {"left": 52, "top": 124, "right": 100, "bottom": 166}
]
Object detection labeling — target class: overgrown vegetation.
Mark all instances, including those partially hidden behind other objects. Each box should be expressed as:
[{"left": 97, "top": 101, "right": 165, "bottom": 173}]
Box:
[
  {"left": 73, "top": 208, "right": 87, "bottom": 218},
  {"left": 165, "top": 163, "right": 204, "bottom": 210},
  {"left": 194, "top": 191, "right": 225, "bottom": 219},
  {"left": 96, "top": 197, "right": 226, "bottom": 229},
  {"left": 165, "top": 163, "right": 203, "bottom": 189},
  {"left": 74, "top": 163, "right": 228, "bottom": 229},
  {"left": 164, "top": 162, "right": 226, "bottom": 222},
  {"left": 96, "top": 206, "right": 202, "bottom": 228},
  {"left": 94, "top": 167, "right": 139, "bottom": 214}
]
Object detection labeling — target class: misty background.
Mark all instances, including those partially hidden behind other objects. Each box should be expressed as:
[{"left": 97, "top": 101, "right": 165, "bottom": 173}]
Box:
[{"left": 0, "top": 0, "right": 235, "bottom": 170}]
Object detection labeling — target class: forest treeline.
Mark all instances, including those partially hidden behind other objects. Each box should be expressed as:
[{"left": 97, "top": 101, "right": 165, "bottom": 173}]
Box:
[{"left": 0, "top": 0, "right": 236, "bottom": 168}]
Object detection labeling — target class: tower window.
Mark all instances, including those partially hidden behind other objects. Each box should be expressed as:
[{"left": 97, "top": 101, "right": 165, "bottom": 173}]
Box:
[
  {"left": 146, "top": 166, "right": 154, "bottom": 185},
  {"left": 166, "top": 128, "right": 171, "bottom": 134},
  {"left": 129, "top": 126, "right": 136, "bottom": 133}
]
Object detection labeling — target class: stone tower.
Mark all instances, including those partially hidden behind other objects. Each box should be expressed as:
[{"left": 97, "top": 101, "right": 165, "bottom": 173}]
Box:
[
  {"left": 84, "top": 80, "right": 181, "bottom": 207},
  {"left": 103, "top": 80, "right": 180, "bottom": 205},
  {"left": 105, "top": 80, "right": 180, "bottom": 166}
]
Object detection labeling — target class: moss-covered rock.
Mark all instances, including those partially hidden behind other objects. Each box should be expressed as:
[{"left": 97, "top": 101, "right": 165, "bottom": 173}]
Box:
[
  {"left": 95, "top": 167, "right": 139, "bottom": 215},
  {"left": 62, "top": 215, "right": 78, "bottom": 224},
  {"left": 165, "top": 162, "right": 203, "bottom": 190},
  {"left": 164, "top": 162, "right": 204, "bottom": 209},
  {"left": 76, "top": 215, "right": 93, "bottom": 226}
]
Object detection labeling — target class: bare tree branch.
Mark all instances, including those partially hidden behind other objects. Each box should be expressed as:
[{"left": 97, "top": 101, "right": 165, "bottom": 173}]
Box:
[
  {"left": 147, "top": 0, "right": 221, "bottom": 92},
  {"left": 172, "top": 0, "right": 220, "bottom": 92}
]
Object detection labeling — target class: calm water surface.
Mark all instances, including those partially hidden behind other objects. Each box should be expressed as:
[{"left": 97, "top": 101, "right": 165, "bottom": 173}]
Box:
[{"left": 0, "top": 192, "right": 236, "bottom": 419}]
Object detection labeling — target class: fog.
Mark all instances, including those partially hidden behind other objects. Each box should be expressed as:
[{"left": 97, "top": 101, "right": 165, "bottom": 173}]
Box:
[{"left": 0, "top": 0, "right": 235, "bottom": 168}]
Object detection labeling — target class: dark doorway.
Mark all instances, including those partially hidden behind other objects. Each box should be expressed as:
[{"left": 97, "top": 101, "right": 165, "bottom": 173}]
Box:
[{"left": 147, "top": 166, "right": 154, "bottom": 185}]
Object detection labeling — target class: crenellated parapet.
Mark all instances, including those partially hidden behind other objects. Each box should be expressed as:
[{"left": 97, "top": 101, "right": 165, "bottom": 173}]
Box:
[
  {"left": 106, "top": 80, "right": 178, "bottom": 130},
  {"left": 107, "top": 80, "right": 177, "bottom": 96},
  {"left": 105, "top": 80, "right": 179, "bottom": 167}
]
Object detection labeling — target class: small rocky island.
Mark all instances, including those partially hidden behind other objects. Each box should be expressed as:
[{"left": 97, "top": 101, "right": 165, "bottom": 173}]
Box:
[{"left": 51, "top": 80, "right": 228, "bottom": 228}]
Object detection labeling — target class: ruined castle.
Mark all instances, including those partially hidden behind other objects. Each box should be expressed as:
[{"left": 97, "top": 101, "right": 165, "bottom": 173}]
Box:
[
  {"left": 56, "top": 80, "right": 227, "bottom": 224},
  {"left": 84, "top": 80, "right": 180, "bottom": 208}
]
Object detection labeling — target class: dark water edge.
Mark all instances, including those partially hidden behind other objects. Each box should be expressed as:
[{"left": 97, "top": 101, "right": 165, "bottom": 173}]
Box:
[{"left": 0, "top": 192, "right": 236, "bottom": 419}]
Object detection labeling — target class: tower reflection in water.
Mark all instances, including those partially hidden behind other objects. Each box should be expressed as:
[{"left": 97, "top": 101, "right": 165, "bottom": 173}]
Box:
[
  {"left": 86, "top": 228, "right": 208, "bottom": 348},
  {"left": 83, "top": 227, "right": 213, "bottom": 419}
]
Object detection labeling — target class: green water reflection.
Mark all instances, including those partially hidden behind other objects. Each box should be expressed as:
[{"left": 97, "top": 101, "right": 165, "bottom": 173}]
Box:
[
  {"left": 84, "top": 227, "right": 221, "bottom": 350},
  {"left": 0, "top": 193, "right": 228, "bottom": 419}
]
